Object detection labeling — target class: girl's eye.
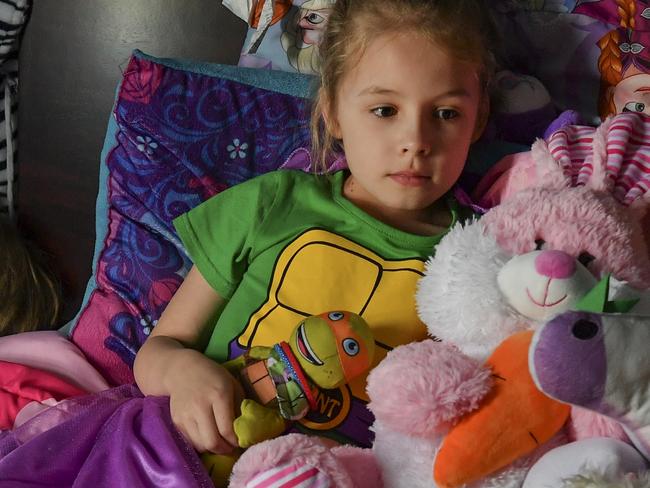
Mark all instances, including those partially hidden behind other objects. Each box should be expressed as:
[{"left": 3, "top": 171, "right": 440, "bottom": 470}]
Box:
[
  {"left": 623, "top": 101, "right": 646, "bottom": 113},
  {"left": 372, "top": 106, "right": 397, "bottom": 118},
  {"left": 435, "top": 108, "right": 459, "bottom": 120}
]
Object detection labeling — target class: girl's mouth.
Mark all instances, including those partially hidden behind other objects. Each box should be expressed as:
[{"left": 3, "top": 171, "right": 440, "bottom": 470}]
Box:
[{"left": 389, "top": 172, "right": 430, "bottom": 187}]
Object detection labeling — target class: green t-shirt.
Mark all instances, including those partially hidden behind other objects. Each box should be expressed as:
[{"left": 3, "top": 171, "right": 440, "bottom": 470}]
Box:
[{"left": 173, "top": 169, "right": 454, "bottom": 446}]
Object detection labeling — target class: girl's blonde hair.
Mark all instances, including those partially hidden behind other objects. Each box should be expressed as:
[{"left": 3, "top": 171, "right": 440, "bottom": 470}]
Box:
[
  {"left": 310, "top": 0, "right": 499, "bottom": 172},
  {"left": 0, "top": 216, "right": 61, "bottom": 335}
]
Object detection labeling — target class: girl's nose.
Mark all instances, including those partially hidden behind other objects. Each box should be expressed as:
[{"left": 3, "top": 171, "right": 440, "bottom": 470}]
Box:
[
  {"left": 401, "top": 140, "right": 431, "bottom": 156},
  {"left": 400, "top": 118, "right": 432, "bottom": 156}
]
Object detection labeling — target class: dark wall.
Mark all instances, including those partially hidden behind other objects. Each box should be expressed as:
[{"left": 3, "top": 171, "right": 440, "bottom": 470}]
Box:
[{"left": 17, "top": 1, "right": 247, "bottom": 324}]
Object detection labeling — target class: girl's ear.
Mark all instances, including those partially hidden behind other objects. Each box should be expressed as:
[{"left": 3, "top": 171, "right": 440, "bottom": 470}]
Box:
[{"left": 471, "top": 94, "right": 490, "bottom": 143}]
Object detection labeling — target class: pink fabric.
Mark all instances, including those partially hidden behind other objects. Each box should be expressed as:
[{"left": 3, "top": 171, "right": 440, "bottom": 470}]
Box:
[
  {"left": 0, "top": 331, "right": 110, "bottom": 393},
  {"left": 245, "top": 462, "right": 328, "bottom": 488},
  {"left": 568, "top": 406, "right": 630, "bottom": 443},
  {"left": 366, "top": 340, "right": 492, "bottom": 438},
  {"left": 230, "top": 434, "right": 368, "bottom": 488},
  {"left": 476, "top": 113, "right": 650, "bottom": 209},
  {"left": 0, "top": 360, "right": 87, "bottom": 430},
  {"left": 473, "top": 151, "right": 535, "bottom": 208},
  {"left": 331, "top": 445, "right": 383, "bottom": 488}
]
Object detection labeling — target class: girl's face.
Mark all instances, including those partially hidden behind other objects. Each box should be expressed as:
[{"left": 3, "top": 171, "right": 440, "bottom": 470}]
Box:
[{"left": 328, "top": 32, "right": 486, "bottom": 224}]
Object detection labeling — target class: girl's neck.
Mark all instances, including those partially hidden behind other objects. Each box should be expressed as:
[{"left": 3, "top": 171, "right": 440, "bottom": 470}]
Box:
[{"left": 342, "top": 175, "right": 451, "bottom": 236}]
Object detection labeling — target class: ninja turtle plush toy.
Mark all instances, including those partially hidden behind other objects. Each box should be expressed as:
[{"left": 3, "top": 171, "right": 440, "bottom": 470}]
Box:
[
  {"left": 202, "top": 310, "right": 375, "bottom": 487},
  {"left": 224, "top": 310, "right": 375, "bottom": 448}
]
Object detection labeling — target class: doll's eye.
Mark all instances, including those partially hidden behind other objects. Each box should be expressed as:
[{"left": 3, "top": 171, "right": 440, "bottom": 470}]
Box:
[
  {"left": 623, "top": 101, "right": 646, "bottom": 113},
  {"left": 328, "top": 311, "right": 344, "bottom": 321},
  {"left": 342, "top": 338, "right": 360, "bottom": 356},
  {"left": 304, "top": 12, "right": 325, "bottom": 24},
  {"left": 535, "top": 239, "right": 546, "bottom": 250},
  {"left": 577, "top": 252, "right": 595, "bottom": 267},
  {"left": 372, "top": 106, "right": 397, "bottom": 118}
]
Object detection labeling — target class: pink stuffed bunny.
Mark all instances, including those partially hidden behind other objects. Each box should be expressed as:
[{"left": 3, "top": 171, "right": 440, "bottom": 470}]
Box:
[{"left": 229, "top": 112, "right": 650, "bottom": 488}]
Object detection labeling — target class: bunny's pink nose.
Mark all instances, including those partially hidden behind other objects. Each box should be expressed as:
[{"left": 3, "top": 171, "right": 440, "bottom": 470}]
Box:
[{"left": 535, "top": 250, "right": 576, "bottom": 279}]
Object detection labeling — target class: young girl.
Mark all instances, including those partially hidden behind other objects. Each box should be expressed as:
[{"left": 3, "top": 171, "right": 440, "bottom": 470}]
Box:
[
  {"left": 0, "top": 216, "right": 61, "bottom": 335},
  {"left": 134, "top": 0, "right": 497, "bottom": 455}
]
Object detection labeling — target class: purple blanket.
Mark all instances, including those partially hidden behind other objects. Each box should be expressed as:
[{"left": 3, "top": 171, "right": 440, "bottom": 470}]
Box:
[{"left": 0, "top": 385, "right": 213, "bottom": 487}]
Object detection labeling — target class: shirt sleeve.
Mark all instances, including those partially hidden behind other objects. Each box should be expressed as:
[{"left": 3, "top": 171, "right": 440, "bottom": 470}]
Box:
[{"left": 173, "top": 171, "right": 280, "bottom": 299}]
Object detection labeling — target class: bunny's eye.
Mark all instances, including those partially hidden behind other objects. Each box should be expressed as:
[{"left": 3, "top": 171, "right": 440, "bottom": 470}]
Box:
[{"left": 577, "top": 252, "right": 595, "bottom": 267}]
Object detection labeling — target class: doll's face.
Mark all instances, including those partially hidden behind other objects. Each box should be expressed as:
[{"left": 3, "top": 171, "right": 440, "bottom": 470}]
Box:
[
  {"left": 612, "top": 73, "right": 650, "bottom": 116},
  {"left": 298, "top": 7, "right": 331, "bottom": 45}
]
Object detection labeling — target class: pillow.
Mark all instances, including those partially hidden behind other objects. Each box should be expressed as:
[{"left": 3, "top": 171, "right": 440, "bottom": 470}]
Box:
[
  {"left": 222, "top": 0, "right": 335, "bottom": 75},
  {"left": 63, "top": 50, "right": 316, "bottom": 385}
]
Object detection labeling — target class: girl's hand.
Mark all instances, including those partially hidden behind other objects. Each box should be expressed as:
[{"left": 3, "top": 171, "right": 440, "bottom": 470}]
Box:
[
  {"left": 165, "top": 349, "right": 245, "bottom": 454},
  {"left": 133, "top": 265, "right": 244, "bottom": 453}
]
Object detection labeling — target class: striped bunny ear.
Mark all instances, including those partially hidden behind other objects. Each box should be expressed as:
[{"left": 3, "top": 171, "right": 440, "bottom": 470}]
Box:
[
  {"left": 544, "top": 113, "right": 650, "bottom": 208},
  {"left": 540, "top": 121, "right": 598, "bottom": 190},
  {"left": 590, "top": 113, "right": 650, "bottom": 207}
]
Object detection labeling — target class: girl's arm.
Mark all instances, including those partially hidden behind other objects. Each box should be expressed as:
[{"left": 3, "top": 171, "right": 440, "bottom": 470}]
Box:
[{"left": 134, "top": 265, "right": 244, "bottom": 454}]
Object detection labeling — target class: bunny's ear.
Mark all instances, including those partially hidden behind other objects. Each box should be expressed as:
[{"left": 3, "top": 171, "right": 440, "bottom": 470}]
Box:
[
  {"left": 531, "top": 138, "right": 572, "bottom": 190},
  {"left": 584, "top": 116, "right": 614, "bottom": 193},
  {"left": 588, "top": 113, "right": 650, "bottom": 207},
  {"left": 538, "top": 119, "right": 603, "bottom": 190},
  {"left": 543, "top": 113, "right": 650, "bottom": 208}
]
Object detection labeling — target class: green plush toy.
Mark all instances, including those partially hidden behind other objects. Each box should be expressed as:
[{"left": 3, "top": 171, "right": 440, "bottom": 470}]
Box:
[
  {"left": 202, "top": 310, "right": 375, "bottom": 487},
  {"left": 223, "top": 310, "right": 375, "bottom": 448}
]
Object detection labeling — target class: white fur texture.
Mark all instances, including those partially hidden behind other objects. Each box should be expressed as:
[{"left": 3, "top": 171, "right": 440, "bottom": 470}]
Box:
[
  {"left": 372, "top": 420, "right": 439, "bottom": 488},
  {"left": 560, "top": 472, "right": 650, "bottom": 488},
  {"left": 416, "top": 218, "right": 529, "bottom": 362},
  {"left": 497, "top": 251, "right": 597, "bottom": 321},
  {"left": 523, "top": 438, "right": 649, "bottom": 488}
]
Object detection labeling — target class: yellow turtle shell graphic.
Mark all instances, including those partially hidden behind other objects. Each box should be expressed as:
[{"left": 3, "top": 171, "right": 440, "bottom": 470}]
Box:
[{"left": 236, "top": 229, "right": 429, "bottom": 430}]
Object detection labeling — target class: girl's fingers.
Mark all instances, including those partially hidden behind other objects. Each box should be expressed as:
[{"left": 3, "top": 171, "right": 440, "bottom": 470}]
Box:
[
  {"left": 176, "top": 417, "right": 206, "bottom": 452},
  {"left": 232, "top": 377, "right": 245, "bottom": 414},
  {"left": 212, "top": 397, "right": 239, "bottom": 449},
  {"left": 196, "top": 408, "right": 234, "bottom": 454}
]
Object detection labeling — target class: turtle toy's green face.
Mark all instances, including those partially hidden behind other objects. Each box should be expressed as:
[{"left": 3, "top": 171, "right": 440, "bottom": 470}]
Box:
[{"left": 289, "top": 311, "right": 375, "bottom": 390}]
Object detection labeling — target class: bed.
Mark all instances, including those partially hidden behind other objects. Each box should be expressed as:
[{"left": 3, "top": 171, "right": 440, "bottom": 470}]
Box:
[{"left": 5, "top": 1, "right": 650, "bottom": 486}]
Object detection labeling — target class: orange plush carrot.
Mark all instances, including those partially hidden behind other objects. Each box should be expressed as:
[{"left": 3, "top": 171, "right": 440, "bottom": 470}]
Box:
[{"left": 433, "top": 330, "right": 570, "bottom": 488}]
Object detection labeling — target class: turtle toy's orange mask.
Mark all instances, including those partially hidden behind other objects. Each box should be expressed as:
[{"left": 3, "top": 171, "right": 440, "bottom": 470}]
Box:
[{"left": 289, "top": 311, "right": 375, "bottom": 390}]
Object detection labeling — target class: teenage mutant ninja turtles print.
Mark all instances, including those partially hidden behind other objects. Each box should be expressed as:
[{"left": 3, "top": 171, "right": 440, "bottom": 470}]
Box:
[{"left": 174, "top": 169, "right": 457, "bottom": 446}]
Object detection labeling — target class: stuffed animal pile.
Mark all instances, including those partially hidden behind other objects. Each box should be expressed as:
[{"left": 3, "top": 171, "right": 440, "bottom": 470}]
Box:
[
  {"left": 230, "top": 113, "right": 650, "bottom": 487},
  {"left": 370, "top": 112, "right": 650, "bottom": 487}
]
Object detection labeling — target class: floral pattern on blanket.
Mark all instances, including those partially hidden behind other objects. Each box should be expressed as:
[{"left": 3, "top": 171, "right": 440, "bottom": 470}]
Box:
[{"left": 69, "top": 54, "right": 312, "bottom": 385}]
